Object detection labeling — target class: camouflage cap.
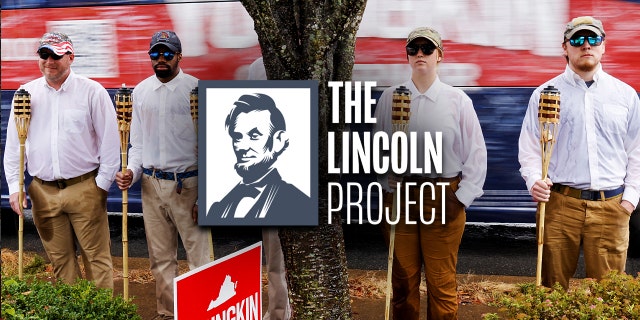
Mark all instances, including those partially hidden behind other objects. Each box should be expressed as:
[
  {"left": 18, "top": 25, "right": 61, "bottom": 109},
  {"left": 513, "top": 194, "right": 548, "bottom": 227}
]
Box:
[
  {"left": 37, "top": 32, "right": 74, "bottom": 55},
  {"left": 406, "top": 27, "right": 443, "bottom": 55},
  {"left": 564, "top": 16, "right": 605, "bottom": 39}
]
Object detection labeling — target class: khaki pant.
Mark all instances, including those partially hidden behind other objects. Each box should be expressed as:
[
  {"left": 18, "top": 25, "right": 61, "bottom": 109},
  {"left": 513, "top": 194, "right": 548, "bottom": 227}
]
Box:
[
  {"left": 142, "top": 173, "right": 210, "bottom": 317},
  {"left": 262, "top": 228, "right": 291, "bottom": 320},
  {"left": 382, "top": 177, "right": 465, "bottom": 320},
  {"left": 28, "top": 176, "right": 113, "bottom": 289},
  {"left": 541, "top": 192, "right": 630, "bottom": 289}
]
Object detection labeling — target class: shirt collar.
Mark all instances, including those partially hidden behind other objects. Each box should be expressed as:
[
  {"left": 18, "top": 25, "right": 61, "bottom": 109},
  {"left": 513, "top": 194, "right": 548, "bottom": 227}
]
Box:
[
  {"left": 152, "top": 69, "right": 183, "bottom": 91},
  {"left": 43, "top": 69, "right": 75, "bottom": 91},
  {"left": 563, "top": 64, "right": 603, "bottom": 88},
  {"left": 407, "top": 76, "right": 442, "bottom": 102},
  {"left": 243, "top": 167, "right": 279, "bottom": 187}
]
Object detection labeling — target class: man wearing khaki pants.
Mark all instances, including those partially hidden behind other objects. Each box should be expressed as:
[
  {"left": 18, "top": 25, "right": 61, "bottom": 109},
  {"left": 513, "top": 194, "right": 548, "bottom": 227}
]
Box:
[{"left": 4, "top": 32, "right": 119, "bottom": 290}]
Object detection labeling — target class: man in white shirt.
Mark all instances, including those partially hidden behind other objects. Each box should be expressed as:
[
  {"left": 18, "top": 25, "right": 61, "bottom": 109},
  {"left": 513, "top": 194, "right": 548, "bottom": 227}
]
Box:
[
  {"left": 4, "top": 32, "right": 120, "bottom": 290},
  {"left": 373, "top": 27, "right": 487, "bottom": 319},
  {"left": 115, "top": 30, "right": 210, "bottom": 320},
  {"left": 519, "top": 16, "right": 640, "bottom": 289}
]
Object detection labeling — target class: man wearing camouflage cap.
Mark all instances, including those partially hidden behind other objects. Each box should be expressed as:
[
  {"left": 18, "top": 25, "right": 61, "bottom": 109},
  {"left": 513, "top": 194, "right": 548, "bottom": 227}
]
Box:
[
  {"left": 4, "top": 32, "right": 120, "bottom": 290},
  {"left": 519, "top": 16, "right": 640, "bottom": 289},
  {"left": 374, "top": 26, "right": 487, "bottom": 319}
]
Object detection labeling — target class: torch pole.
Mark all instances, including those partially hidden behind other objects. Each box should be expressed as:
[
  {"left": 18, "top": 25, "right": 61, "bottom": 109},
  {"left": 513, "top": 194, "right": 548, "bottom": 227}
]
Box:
[
  {"left": 18, "top": 148, "right": 25, "bottom": 280},
  {"left": 116, "top": 84, "right": 133, "bottom": 298},
  {"left": 13, "top": 88, "right": 31, "bottom": 280},
  {"left": 120, "top": 136, "right": 129, "bottom": 299},
  {"left": 385, "top": 196, "right": 398, "bottom": 320},
  {"left": 385, "top": 86, "right": 411, "bottom": 320},
  {"left": 191, "top": 87, "right": 214, "bottom": 261},
  {"left": 535, "top": 86, "right": 560, "bottom": 286}
]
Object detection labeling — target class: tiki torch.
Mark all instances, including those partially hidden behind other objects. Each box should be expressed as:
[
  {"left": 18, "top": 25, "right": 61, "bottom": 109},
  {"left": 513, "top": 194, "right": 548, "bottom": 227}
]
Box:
[
  {"left": 190, "top": 87, "right": 214, "bottom": 261},
  {"left": 115, "top": 84, "right": 133, "bottom": 298},
  {"left": 13, "top": 88, "right": 31, "bottom": 280},
  {"left": 190, "top": 87, "right": 199, "bottom": 134},
  {"left": 536, "top": 85, "right": 560, "bottom": 286},
  {"left": 385, "top": 86, "right": 411, "bottom": 320}
]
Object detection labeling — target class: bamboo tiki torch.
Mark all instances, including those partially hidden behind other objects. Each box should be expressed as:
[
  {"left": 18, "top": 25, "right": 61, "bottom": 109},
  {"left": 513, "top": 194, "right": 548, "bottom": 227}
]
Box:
[
  {"left": 536, "top": 85, "right": 561, "bottom": 286},
  {"left": 191, "top": 87, "right": 214, "bottom": 261},
  {"left": 385, "top": 86, "right": 411, "bottom": 320},
  {"left": 13, "top": 88, "right": 31, "bottom": 280},
  {"left": 115, "top": 84, "right": 133, "bottom": 298}
]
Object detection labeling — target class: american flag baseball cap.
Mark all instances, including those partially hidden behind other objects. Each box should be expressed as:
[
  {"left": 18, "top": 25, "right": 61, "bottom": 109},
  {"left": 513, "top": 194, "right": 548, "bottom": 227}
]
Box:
[{"left": 37, "top": 32, "right": 74, "bottom": 55}]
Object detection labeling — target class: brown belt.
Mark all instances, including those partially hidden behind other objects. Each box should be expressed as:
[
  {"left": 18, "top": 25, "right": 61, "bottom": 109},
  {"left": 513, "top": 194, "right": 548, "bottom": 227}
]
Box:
[
  {"left": 33, "top": 169, "right": 98, "bottom": 189},
  {"left": 551, "top": 183, "right": 624, "bottom": 201}
]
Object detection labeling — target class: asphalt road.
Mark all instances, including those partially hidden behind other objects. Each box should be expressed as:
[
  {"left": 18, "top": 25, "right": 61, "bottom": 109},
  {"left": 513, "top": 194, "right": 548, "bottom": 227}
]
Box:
[{"left": 4, "top": 209, "right": 640, "bottom": 278}]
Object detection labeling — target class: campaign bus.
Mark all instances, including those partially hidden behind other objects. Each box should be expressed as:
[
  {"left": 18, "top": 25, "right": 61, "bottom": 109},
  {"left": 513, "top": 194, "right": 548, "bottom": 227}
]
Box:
[{"left": 2, "top": 0, "right": 640, "bottom": 234}]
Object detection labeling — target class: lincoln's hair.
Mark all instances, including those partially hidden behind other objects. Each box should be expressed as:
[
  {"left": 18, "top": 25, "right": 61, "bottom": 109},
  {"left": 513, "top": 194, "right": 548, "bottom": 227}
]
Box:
[{"left": 225, "top": 93, "right": 286, "bottom": 136}]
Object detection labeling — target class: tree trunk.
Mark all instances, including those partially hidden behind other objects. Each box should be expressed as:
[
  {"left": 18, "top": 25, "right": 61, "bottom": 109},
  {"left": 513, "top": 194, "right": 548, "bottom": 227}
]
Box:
[{"left": 240, "top": 1, "right": 367, "bottom": 318}]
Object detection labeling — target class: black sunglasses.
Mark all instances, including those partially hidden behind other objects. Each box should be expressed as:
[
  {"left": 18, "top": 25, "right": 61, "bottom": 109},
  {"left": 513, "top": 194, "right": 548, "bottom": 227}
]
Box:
[
  {"left": 38, "top": 50, "right": 66, "bottom": 60},
  {"left": 567, "top": 35, "right": 604, "bottom": 47},
  {"left": 406, "top": 43, "right": 436, "bottom": 56},
  {"left": 149, "top": 51, "right": 176, "bottom": 61}
]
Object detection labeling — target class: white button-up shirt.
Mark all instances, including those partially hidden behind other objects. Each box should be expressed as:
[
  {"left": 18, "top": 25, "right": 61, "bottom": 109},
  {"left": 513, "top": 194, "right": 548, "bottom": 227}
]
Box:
[
  {"left": 373, "top": 77, "right": 487, "bottom": 207},
  {"left": 4, "top": 70, "right": 120, "bottom": 193},
  {"left": 519, "top": 65, "right": 640, "bottom": 207},
  {"left": 127, "top": 69, "right": 198, "bottom": 183}
]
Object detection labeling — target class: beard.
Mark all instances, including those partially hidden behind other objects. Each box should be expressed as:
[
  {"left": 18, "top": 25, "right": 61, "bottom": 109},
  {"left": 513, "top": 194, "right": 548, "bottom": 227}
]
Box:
[
  {"left": 153, "top": 64, "right": 174, "bottom": 79},
  {"left": 234, "top": 150, "right": 277, "bottom": 183},
  {"left": 573, "top": 57, "right": 599, "bottom": 73}
]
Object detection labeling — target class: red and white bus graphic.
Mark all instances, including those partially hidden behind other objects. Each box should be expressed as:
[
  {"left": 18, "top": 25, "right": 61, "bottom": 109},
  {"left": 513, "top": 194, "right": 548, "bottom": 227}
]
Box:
[{"left": 3, "top": 0, "right": 640, "bottom": 91}]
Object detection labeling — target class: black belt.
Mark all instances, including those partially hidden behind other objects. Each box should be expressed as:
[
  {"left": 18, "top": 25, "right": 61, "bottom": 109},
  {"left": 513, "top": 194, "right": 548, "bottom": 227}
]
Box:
[
  {"left": 551, "top": 184, "right": 624, "bottom": 201},
  {"left": 34, "top": 169, "right": 98, "bottom": 189},
  {"left": 143, "top": 168, "right": 197, "bottom": 194}
]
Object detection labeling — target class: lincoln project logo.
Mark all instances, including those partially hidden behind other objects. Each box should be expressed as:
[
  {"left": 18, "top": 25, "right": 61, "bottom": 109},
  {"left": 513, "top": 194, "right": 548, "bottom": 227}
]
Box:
[{"left": 198, "top": 81, "right": 319, "bottom": 226}]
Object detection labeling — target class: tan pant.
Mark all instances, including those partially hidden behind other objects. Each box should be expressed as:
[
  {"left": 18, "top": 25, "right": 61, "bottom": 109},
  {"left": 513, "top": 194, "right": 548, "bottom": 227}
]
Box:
[
  {"left": 262, "top": 228, "right": 291, "bottom": 320},
  {"left": 541, "top": 192, "right": 630, "bottom": 289},
  {"left": 382, "top": 177, "right": 465, "bottom": 320},
  {"left": 141, "top": 173, "right": 211, "bottom": 317},
  {"left": 28, "top": 175, "right": 113, "bottom": 289}
]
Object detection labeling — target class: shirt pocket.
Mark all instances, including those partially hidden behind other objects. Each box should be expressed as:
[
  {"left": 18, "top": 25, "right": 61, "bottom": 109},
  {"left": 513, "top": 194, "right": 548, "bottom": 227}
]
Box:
[
  {"left": 63, "top": 109, "right": 89, "bottom": 134},
  {"left": 172, "top": 114, "right": 196, "bottom": 142},
  {"left": 595, "top": 104, "right": 628, "bottom": 135}
]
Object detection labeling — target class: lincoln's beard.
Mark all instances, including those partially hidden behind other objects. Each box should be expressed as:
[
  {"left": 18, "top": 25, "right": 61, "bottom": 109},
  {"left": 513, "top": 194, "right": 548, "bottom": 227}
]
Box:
[{"left": 235, "top": 150, "right": 277, "bottom": 183}]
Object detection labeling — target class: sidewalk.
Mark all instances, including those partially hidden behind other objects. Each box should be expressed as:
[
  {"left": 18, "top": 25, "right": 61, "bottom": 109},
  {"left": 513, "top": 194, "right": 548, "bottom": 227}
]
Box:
[
  {"left": 0, "top": 209, "right": 540, "bottom": 319},
  {"left": 109, "top": 256, "right": 523, "bottom": 320}
]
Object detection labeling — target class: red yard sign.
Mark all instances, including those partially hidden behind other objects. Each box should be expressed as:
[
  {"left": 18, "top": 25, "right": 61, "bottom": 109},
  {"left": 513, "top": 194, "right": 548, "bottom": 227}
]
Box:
[{"left": 174, "top": 242, "right": 262, "bottom": 320}]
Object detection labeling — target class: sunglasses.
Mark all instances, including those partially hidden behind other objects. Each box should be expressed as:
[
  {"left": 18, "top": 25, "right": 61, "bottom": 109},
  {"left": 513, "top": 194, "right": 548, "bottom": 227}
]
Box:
[
  {"left": 149, "top": 51, "right": 176, "bottom": 61},
  {"left": 406, "top": 43, "right": 436, "bottom": 56},
  {"left": 567, "top": 35, "right": 604, "bottom": 47},
  {"left": 38, "top": 51, "right": 66, "bottom": 60}
]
